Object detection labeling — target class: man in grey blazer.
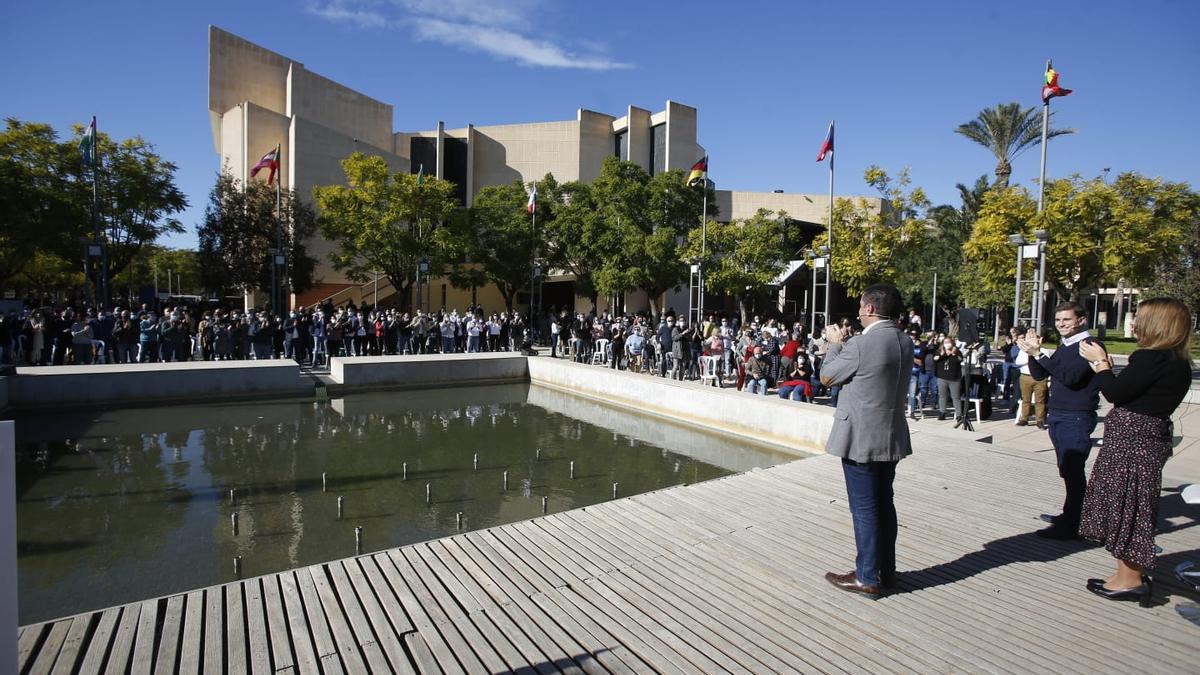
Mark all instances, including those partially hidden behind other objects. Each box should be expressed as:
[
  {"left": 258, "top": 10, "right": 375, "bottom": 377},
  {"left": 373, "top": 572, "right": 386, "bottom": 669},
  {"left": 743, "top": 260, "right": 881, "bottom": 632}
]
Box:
[{"left": 819, "top": 283, "right": 913, "bottom": 597}]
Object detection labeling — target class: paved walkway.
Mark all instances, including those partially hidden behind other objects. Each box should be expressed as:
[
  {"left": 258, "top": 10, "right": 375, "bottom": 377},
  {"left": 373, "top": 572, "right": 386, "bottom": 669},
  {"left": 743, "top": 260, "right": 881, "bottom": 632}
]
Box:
[{"left": 16, "top": 429, "right": 1200, "bottom": 673}]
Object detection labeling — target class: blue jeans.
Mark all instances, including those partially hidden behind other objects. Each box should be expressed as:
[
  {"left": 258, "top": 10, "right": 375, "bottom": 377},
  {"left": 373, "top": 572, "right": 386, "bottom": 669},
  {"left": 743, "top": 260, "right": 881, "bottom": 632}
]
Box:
[
  {"left": 441, "top": 336, "right": 455, "bottom": 353},
  {"left": 1046, "top": 410, "right": 1097, "bottom": 532},
  {"left": 919, "top": 372, "right": 938, "bottom": 408},
  {"left": 842, "top": 458, "right": 898, "bottom": 587},
  {"left": 777, "top": 384, "right": 810, "bottom": 401},
  {"left": 746, "top": 377, "right": 768, "bottom": 395},
  {"left": 467, "top": 335, "right": 480, "bottom": 353}
]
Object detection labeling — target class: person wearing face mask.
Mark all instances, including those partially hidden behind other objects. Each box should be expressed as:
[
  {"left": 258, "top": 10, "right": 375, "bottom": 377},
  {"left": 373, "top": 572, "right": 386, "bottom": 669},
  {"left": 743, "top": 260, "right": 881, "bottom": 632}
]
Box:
[
  {"left": 138, "top": 312, "right": 159, "bottom": 363},
  {"left": 657, "top": 316, "right": 675, "bottom": 377},
  {"left": 283, "top": 311, "right": 299, "bottom": 360},
  {"left": 933, "top": 338, "right": 963, "bottom": 421}
]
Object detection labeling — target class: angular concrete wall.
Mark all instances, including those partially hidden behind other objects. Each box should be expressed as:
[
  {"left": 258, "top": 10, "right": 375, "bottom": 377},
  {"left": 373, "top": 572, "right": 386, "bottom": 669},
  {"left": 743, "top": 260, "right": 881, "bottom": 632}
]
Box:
[
  {"left": 328, "top": 353, "right": 529, "bottom": 391},
  {"left": 526, "top": 357, "right": 832, "bottom": 455},
  {"left": 7, "top": 362, "right": 312, "bottom": 410}
]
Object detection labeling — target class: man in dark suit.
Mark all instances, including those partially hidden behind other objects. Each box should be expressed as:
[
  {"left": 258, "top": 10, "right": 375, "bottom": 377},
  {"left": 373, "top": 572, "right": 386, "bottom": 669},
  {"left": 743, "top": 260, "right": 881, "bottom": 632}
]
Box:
[{"left": 820, "top": 284, "right": 914, "bottom": 597}]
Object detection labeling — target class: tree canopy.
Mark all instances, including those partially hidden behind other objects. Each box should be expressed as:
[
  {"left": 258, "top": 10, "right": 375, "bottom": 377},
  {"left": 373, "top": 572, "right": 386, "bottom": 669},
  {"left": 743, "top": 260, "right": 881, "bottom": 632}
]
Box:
[
  {"left": 815, "top": 166, "right": 929, "bottom": 298},
  {"left": 963, "top": 173, "right": 1195, "bottom": 306},
  {"left": 197, "top": 171, "right": 318, "bottom": 304},
  {"left": 313, "top": 152, "right": 461, "bottom": 311}
]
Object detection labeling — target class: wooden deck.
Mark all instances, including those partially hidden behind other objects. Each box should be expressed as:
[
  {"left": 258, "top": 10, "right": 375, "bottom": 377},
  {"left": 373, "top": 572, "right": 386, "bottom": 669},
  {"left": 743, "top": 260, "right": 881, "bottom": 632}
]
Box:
[{"left": 17, "top": 429, "right": 1200, "bottom": 674}]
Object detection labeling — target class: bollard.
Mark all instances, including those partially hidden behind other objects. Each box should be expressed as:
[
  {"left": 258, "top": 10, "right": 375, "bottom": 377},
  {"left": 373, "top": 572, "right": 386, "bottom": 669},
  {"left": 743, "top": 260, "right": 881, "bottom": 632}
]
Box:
[
  {"left": 612, "top": 482, "right": 619, "bottom": 499},
  {"left": 403, "top": 462, "right": 408, "bottom": 481},
  {"left": 355, "top": 526, "right": 363, "bottom": 555},
  {"left": 541, "top": 496, "right": 548, "bottom": 514},
  {"left": 229, "top": 488, "right": 236, "bottom": 505},
  {"left": 231, "top": 512, "right": 239, "bottom": 536},
  {"left": 337, "top": 496, "right": 344, "bottom": 520},
  {"left": 456, "top": 512, "right": 463, "bottom": 530},
  {"left": 536, "top": 448, "right": 541, "bottom": 460},
  {"left": 473, "top": 453, "right": 478, "bottom": 471},
  {"left": 503, "top": 470, "right": 508, "bottom": 490},
  {"left": 426, "top": 483, "right": 431, "bottom": 505},
  {"left": 322, "top": 472, "right": 327, "bottom": 492},
  {"left": 234, "top": 556, "right": 243, "bottom": 579},
  {"left": 570, "top": 460, "right": 575, "bottom": 479}
]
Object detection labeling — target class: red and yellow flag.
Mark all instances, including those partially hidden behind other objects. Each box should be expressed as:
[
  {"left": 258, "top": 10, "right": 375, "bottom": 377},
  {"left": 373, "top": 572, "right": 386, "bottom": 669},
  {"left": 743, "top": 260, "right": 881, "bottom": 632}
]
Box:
[
  {"left": 685, "top": 156, "right": 708, "bottom": 185},
  {"left": 1041, "top": 61, "right": 1073, "bottom": 102}
]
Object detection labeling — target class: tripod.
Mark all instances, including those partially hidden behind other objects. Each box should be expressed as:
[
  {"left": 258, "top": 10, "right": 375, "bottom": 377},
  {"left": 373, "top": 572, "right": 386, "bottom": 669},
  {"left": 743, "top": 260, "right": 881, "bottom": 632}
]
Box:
[{"left": 954, "top": 343, "right": 982, "bottom": 432}]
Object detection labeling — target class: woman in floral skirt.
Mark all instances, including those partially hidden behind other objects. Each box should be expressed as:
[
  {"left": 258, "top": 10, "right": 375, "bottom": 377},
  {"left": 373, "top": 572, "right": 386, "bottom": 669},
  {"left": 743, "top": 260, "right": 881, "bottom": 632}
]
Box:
[{"left": 1077, "top": 298, "right": 1193, "bottom": 606}]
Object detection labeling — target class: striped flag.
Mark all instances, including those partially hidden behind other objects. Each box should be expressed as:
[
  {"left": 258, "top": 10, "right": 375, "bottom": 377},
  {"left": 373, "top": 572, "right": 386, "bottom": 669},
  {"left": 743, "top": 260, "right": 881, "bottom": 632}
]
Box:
[
  {"left": 527, "top": 185, "right": 537, "bottom": 214},
  {"left": 251, "top": 145, "right": 281, "bottom": 185},
  {"left": 816, "top": 121, "right": 834, "bottom": 162},
  {"left": 80, "top": 116, "right": 96, "bottom": 167},
  {"left": 1041, "top": 61, "right": 1073, "bottom": 102},
  {"left": 685, "top": 156, "right": 708, "bottom": 185},
  {"left": 416, "top": 163, "right": 424, "bottom": 186}
]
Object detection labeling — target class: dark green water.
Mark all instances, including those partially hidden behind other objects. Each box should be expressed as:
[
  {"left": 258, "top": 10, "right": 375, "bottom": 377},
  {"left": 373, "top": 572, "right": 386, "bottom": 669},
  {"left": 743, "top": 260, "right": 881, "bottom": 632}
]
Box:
[{"left": 12, "top": 383, "right": 796, "bottom": 624}]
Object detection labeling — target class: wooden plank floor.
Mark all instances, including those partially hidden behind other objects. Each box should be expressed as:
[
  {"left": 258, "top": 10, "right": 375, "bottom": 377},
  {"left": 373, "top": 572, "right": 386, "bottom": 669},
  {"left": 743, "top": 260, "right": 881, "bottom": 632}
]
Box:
[{"left": 17, "top": 430, "right": 1200, "bottom": 674}]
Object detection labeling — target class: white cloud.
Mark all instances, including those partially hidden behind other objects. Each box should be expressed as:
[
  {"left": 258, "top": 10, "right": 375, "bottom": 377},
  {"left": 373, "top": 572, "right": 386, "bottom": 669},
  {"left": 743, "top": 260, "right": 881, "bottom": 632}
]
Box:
[
  {"left": 305, "top": 2, "right": 391, "bottom": 29},
  {"left": 412, "top": 18, "right": 631, "bottom": 70},
  {"left": 305, "top": 0, "right": 632, "bottom": 71}
]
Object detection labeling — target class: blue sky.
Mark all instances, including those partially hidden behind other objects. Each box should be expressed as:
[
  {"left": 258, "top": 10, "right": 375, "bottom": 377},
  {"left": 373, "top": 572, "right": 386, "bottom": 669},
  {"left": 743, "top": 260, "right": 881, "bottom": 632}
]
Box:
[{"left": 3, "top": 1, "right": 1198, "bottom": 249}]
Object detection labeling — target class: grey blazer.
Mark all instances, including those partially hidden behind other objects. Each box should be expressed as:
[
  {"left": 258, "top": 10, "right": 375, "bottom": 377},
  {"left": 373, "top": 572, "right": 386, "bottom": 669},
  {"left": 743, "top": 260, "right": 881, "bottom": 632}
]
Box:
[{"left": 820, "top": 322, "right": 913, "bottom": 463}]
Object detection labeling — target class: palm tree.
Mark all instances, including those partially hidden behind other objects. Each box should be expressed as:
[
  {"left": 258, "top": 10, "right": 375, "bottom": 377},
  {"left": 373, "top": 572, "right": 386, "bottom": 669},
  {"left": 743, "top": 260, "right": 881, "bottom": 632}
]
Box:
[{"left": 955, "top": 103, "right": 1075, "bottom": 187}]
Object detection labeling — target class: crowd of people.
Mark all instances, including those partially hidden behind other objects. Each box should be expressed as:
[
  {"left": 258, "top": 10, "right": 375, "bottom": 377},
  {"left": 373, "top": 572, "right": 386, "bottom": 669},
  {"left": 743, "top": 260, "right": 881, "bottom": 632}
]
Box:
[
  {"left": 0, "top": 300, "right": 1029, "bottom": 419},
  {"left": 0, "top": 303, "right": 533, "bottom": 367}
]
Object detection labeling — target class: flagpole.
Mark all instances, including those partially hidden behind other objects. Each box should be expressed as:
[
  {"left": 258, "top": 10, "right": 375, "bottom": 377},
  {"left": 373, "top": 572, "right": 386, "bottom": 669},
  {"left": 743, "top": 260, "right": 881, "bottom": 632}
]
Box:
[
  {"left": 275, "top": 144, "right": 282, "bottom": 313},
  {"left": 825, "top": 120, "right": 834, "bottom": 328},
  {"left": 699, "top": 174, "right": 707, "bottom": 323},
  {"left": 1037, "top": 66, "right": 1050, "bottom": 214},
  {"left": 90, "top": 116, "right": 105, "bottom": 310}
]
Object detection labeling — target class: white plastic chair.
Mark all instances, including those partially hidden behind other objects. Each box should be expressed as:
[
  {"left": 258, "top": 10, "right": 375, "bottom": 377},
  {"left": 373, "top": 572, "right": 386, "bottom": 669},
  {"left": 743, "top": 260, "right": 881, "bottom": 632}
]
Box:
[
  {"left": 591, "top": 339, "right": 610, "bottom": 365},
  {"left": 700, "top": 355, "right": 721, "bottom": 387}
]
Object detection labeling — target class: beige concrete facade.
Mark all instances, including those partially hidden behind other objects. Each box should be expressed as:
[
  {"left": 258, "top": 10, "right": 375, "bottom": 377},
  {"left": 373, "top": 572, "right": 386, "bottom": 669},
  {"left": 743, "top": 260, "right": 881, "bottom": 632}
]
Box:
[{"left": 208, "top": 26, "right": 872, "bottom": 315}]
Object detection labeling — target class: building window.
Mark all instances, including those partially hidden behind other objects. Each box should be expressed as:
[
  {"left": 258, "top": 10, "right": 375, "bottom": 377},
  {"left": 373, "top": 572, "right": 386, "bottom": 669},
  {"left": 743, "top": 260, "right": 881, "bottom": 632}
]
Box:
[
  {"left": 650, "top": 124, "right": 666, "bottom": 175},
  {"left": 614, "top": 131, "right": 627, "bottom": 160}
]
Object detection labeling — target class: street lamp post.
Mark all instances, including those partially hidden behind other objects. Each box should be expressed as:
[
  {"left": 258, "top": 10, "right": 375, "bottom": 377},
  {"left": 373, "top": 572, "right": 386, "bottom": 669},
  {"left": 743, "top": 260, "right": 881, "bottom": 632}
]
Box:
[
  {"left": 1008, "top": 234, "right": 1027, "bottom": 328},
  {"left": 418, "top": 259, "right": 430, "bottom": 313},
  {"left": 818, "top": 245, "right": 831, "bottom": 329},
  {"left": 1033, "top": 229, "right": 1049, "bottom": 334}
]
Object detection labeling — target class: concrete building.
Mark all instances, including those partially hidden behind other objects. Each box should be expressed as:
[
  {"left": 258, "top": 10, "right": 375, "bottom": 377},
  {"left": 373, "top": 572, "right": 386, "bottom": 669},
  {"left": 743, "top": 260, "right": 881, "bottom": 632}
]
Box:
[{"left": 208, "top": 26, "right": 872, "bottom": 318}]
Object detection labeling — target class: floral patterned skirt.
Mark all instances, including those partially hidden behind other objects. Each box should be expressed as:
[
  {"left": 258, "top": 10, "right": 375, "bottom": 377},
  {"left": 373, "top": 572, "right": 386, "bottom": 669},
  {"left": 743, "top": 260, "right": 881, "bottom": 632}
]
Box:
[{"left": 1079, "top": 406, "right": 1173, "bottom": 568}]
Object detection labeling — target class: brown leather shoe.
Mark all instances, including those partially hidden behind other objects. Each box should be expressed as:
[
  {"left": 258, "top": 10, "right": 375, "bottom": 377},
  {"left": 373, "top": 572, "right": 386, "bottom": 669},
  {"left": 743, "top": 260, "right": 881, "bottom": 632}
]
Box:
[{"left": 825, "top": 571, "right": 882, "bottom": 597}]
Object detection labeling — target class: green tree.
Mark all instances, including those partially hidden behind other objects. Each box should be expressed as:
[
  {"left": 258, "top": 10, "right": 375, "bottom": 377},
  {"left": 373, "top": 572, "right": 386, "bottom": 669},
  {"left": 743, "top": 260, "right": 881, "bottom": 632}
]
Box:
[
  {"left": 682, "top": 209, "right": 789, "bottom": 323},
  {"left": 0, "top": 119, "right": 87, "bottom": 289},
  {"left": 197, "top": 171, "right": 319, "bottom": 302},
  {"left": 963, "top": 173, "right": 1193, "bottom": 308},
  {"left": 1145, "top": 198, "right": 1200, "bottom": 312},
  {"left": 543, "top": 177, "right": 609, "bottom": 310},
  {"left": 895, "top": 175, "right": 989, "bottom": 316},
  {"left": 78, "top": 125, "right": 188, "bottom": 284},
  {"left": 313, "top": 153, "right": 461, "bottom": 312},
  {"left": 455, "top": 180, "right": 542, "bottom": 311},
  {"left": 815, "top": 166, "right": 929, "bottom": 297},
  {"left": 955, "top": 102, "right": 1074, "bottom": 187}
]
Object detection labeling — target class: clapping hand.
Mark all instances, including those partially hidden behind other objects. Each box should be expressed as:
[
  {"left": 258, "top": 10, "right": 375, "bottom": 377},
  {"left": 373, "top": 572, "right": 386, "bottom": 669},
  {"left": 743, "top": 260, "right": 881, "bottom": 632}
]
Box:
[
  {"left": 1015, "top": 329, "right": 1043, "bottom": 356},
  {"left": 823, "top": 324, "right": 848, "bottom": 345}
]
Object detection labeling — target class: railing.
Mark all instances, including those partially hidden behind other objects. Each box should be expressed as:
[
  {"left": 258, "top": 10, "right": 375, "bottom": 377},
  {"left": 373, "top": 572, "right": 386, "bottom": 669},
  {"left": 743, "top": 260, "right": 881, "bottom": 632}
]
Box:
[{"left": 308, "top": 276, "right": 398, "bottom": 309}]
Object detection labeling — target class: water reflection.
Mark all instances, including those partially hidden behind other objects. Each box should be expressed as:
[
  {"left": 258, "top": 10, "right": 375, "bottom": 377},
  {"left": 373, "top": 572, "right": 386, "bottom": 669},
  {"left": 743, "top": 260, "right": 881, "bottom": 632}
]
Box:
[{"left": 11, "top": 383, "right": 795, "bottom": 624}]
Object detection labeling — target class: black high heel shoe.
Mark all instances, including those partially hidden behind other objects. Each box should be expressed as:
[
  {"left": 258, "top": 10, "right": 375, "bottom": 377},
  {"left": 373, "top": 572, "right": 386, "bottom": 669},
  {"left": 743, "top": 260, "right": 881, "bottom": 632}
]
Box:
[{"left": 1087, "top": 577, "right": 1153, "bottom": 608}]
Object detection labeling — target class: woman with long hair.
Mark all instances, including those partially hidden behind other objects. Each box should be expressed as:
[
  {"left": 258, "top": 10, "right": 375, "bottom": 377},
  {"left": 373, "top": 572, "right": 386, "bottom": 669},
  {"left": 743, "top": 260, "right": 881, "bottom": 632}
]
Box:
[{"left": 1077, "top": 298, "right": 1193, "bottom": 606}]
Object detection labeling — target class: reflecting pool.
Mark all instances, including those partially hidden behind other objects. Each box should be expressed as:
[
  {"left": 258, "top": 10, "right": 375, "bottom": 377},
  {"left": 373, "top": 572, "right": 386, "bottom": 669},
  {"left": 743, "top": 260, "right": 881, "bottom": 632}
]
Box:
[{"left": 12, "top": 383, "right": 797, "bottom": 623}]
